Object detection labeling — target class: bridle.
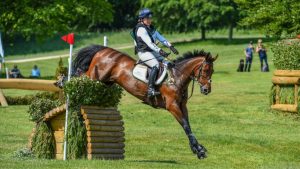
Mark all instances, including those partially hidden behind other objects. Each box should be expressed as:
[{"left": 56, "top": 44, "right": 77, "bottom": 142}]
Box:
[{"left": 188, "top": 61, "right": 212, "bottom": 99}]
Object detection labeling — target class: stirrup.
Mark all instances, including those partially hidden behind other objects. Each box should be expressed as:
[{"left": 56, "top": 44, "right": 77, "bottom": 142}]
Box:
[{"left": 147, "top": 89, "right": 160, "bottom": 98}]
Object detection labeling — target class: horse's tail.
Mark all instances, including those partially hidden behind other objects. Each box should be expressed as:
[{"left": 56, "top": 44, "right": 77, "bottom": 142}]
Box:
[{"left": 72, "top": 45, "right": 106, "bottom": 76}]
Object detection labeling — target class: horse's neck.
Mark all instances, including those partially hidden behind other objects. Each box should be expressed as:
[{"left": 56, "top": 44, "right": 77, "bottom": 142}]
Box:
[{"left": 173, "top": 57, "right": 204, "bottom": 89}]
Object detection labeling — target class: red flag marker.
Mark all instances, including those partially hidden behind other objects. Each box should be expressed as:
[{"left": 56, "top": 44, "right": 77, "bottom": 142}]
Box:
[
  {"left": 61, "top": 33, "right": 74, "bottom": 45},
  {"left": 61, "top": 33, "right": 74, "bottom": 161}
]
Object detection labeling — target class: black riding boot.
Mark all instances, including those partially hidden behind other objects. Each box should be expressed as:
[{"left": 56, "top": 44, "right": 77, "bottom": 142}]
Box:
[{"left": 148, "top": 67, "right": 160, "bottom": 98}]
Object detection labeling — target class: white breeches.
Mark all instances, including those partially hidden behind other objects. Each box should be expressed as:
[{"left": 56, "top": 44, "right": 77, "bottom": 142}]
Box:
[{"left": 138, "top": 52, "right": 164, "bottom": 68}]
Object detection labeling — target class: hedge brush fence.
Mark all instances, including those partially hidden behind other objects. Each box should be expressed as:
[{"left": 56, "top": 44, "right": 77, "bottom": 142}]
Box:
[
  {"left": 28, "top": 76, "right": 123, "bottom": 159},
  {"left": 270, "top": 40, "right": 300, "bottom": 114}
]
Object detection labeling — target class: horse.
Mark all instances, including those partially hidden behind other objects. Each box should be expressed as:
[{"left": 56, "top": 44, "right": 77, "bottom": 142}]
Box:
[{"left": 72, "top": 45, "right": 217, "bottom": 159}]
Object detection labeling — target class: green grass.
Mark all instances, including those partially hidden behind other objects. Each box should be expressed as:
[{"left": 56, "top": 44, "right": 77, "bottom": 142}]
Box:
[
  {"left": 4, "top": 29, "right": 264, "bottom": 60},
  {"left": 1, "top": 32, "right": 300, "bottom": 169}
]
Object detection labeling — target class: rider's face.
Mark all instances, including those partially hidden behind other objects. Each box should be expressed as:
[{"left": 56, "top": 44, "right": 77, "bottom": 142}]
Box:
[{"left": 143, "top": 18, "right": 152, "bottom": 26}]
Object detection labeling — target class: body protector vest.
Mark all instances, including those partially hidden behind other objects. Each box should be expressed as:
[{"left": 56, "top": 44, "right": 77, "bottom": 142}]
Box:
[{"left": 130, "top": 23, "right": 156, "bottom": 54}]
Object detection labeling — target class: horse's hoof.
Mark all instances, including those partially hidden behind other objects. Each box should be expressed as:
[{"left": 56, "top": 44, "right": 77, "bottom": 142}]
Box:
[
  {"left": 191, "top": 146, "right": 198, "bottom": 154},
  {"left": 197, "top": 150, "right": 207, "bottom": 159},
  {"left": 198, "top": 145, "right": 207, "bottom": 152}
]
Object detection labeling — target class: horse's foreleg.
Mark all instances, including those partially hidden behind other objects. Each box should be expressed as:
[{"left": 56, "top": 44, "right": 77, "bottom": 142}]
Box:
[
  {"left": 181, "top": 103, "right": 207, "bottom": 159},
  {"left": 166, "top": 101, "right": 207, "bottom": 159}
]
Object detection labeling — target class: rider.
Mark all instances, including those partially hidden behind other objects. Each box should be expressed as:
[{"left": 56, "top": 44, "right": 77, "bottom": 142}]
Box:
[{"left": 132, "top": 8, "right": 179, "bottom": 98}]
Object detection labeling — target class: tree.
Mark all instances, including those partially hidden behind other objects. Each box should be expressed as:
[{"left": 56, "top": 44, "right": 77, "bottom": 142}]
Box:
[
  {"left": 218, "top": 0, "right": 240, "bottom": 41},
  {"left": 142, "top": 0, "right": 240, "bottom": 40},
  {"left": 107, "top": 0, "right": 140, "bottom": 29},
  {"left": 0, "top": 0, "right": 114, "bottom": 41},
  {"left": 235, "top": 0, "right": 300, "bottom": 37}
]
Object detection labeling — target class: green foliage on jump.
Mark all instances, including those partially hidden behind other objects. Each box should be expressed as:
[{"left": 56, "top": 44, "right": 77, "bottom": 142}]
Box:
[
  {"left": 271, "top": 40, "right": 300, "bottom": 70},
  {"left": 236, "top": 0, "right": 300, "bottom": 37},
  {"left": 27, "top": 98, "right": 60, "bottom": 159},
  {"left": 66, "top": 111, "right": 87, "bottom": 159},
  {"left": 31, "top": 122, "right": 55, "bottom": 159},
  {"left": 64, "top": 76, "right": 123, "bottom": 108},
  {"left": 28, "top": 99, "right": 61, "bottom": 122},
  {"left": 63, "top": 76, "right": 123, "bottom": 159}
]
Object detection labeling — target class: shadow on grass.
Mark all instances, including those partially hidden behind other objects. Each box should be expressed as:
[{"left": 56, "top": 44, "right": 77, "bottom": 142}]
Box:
[
  {"left": 130, "top": 159, "right": 178, "bottom": 164},
  {"left": 174, "top": 37, "right": 276, "bottom": 46}
]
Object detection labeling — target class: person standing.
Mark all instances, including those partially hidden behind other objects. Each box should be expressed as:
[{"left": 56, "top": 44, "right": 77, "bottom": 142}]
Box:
[
  {"left": 256, "top": 39, "right": 269, "bottom": 72},
  {"left": 244, "top": 41, "right": 254, "bottom": 72}
]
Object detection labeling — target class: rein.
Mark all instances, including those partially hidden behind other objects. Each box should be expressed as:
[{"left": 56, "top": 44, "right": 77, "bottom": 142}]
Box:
[{"left": 188, "top": 63, "right": 203, "bottom": 100}]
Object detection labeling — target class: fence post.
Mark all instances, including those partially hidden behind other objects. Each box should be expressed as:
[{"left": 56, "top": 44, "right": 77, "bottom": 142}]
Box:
[{"left": 104, "top": 36, "right": 108, "bottom": 47}]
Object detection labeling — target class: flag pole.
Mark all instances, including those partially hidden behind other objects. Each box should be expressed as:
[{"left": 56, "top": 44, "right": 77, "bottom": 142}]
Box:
[
  {"left": 0, "top": 32, "right": 5, "bottom": 78},
  {"left": 63, "top": 43, "right": 73, "bottom": 161}
]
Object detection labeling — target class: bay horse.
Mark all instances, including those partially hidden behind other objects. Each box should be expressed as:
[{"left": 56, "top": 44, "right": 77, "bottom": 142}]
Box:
[{"left": 72, "top": 45, "right": 217, "bottom": 159}]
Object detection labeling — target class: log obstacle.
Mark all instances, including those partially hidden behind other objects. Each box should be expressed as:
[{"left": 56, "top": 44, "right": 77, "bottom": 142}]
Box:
[
  {"left": 0, "top": 79, "right": 60, "bottom": 92},
  {"left": 81, "top": 106, "right": 125, "bottom": 160},
  {"left": 0, "top": 79, "right": 62, "bottom": 106},
  {"left": 271, "top": 70, "right": 300, "bottom": 113},
  {"left": 40, "top": 105, "right": 125, "bottom": 160}
]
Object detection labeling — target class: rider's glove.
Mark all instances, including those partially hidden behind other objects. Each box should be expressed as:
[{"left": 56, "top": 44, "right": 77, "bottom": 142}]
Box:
[
  {"left": 170, "top": 46, "right": 179, "bottom": 55},
  {"left": 159, "top": 49, "right": 169, "bottom": 58}
]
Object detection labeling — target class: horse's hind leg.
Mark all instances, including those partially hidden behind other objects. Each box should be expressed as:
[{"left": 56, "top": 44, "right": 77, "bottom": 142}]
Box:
[{"left": 166, "top": 101, "right": 207, "bottom": 159}]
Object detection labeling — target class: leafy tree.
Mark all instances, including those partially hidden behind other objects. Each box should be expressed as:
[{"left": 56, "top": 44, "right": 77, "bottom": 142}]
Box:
[
  {"left": 108, "top": 0, "right": 140, "bottom": 29},
  {"left": 235, "top": 0, "right": 300, "bottom": 37},
  {"left": 142, "top": 0, "right": 240, "bottom": 40},
  {"left": 0, "top": 0, "right": 113, "bottom": 41},
  {"left": 218, "top": 0, "right": 240, "bottom": 41},
  {"left": 55, "top": 57, "right": 68, "bottom": 79}
]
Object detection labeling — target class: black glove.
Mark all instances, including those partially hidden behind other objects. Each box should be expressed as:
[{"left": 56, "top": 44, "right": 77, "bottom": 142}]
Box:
[
  {"left": 170, "top": 46, "right": 179, "bottom": 55},
  {"left": 159, "top": 49, "right": 170, "bottom": 58}
]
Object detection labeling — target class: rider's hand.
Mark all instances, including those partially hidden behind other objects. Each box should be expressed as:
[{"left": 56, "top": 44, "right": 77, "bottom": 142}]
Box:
[
  {"left": 159, "top": 49, "right": 169, "bottom": 58},
  {"left": 170, "top": 46, "right": 179, "bottom": 55}
]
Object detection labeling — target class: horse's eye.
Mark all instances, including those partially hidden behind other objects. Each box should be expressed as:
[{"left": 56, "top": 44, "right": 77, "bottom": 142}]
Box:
[{"left": 208, "top": 79, "right": 212, "bottom": 83}]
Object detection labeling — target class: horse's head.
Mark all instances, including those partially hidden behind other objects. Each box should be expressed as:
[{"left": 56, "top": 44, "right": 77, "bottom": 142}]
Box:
[{"left": 194, "top": 54, "right": 218, "bottom": 95}]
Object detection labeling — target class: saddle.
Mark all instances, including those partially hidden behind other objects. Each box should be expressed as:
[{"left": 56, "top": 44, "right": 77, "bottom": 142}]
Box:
[{"left": 132, "top": 60, "right": 168, "bottom": 85}]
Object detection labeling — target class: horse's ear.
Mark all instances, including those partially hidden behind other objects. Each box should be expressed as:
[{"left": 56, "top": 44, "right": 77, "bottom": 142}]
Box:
[{"left": 212, "top": 54, "right": 218, "bottom": 62}]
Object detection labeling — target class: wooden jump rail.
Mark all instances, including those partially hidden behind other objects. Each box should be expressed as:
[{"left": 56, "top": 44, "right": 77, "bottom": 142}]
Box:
[
  {"left": 271, "top": 70, "right": 300, "bottom": 113},
  {"left": 0, "top": 79, "right": 62, "bottom": 106}
]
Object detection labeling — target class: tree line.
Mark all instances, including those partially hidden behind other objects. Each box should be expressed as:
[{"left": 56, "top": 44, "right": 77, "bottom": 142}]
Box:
[{"left": 0, "top": 0, "right": 299, "bottom": 43}]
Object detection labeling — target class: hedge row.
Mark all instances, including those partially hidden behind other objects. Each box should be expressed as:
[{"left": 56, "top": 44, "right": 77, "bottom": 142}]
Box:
[
  {"left": 271, "top": 40, "right": 300, "bottom": 70},
  {"left": 6, "top": 92, "right": 59, "bottom": 105}
]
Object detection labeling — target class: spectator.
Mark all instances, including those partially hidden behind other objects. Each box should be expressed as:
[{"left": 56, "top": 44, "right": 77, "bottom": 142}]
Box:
[
  {"left": 9, "top": 65, "right": 23, "bottom": 78},
  {"left": 244, "top": 41, "right": 254, "bottom": 72},
  {"left": 30, "top": 65, "right": 41, "bottom": 78},
  {"left": 256, "top": 39, "right": 269, "bottom": 72}
]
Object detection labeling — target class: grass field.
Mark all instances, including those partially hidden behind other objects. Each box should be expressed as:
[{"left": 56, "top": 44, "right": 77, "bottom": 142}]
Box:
[{"left": 0, "top": 31, "right": 300, "bottom": 169}]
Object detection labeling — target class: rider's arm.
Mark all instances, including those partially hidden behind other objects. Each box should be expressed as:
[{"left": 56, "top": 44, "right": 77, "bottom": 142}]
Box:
[
  {"left": 152, "top": 31, "right": 172, "bottom": 47},
  {"left": 137, "top": 27, "right": 161, "bottom": 53}
]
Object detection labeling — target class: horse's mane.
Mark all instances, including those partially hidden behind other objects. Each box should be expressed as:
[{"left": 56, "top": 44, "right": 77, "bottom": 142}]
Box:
[
  {"left": 72, "top": 45, "right": 106, "bottom": 75},
  {"left": 173, "top": 50, "right": 213, "bottom": 64}
]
